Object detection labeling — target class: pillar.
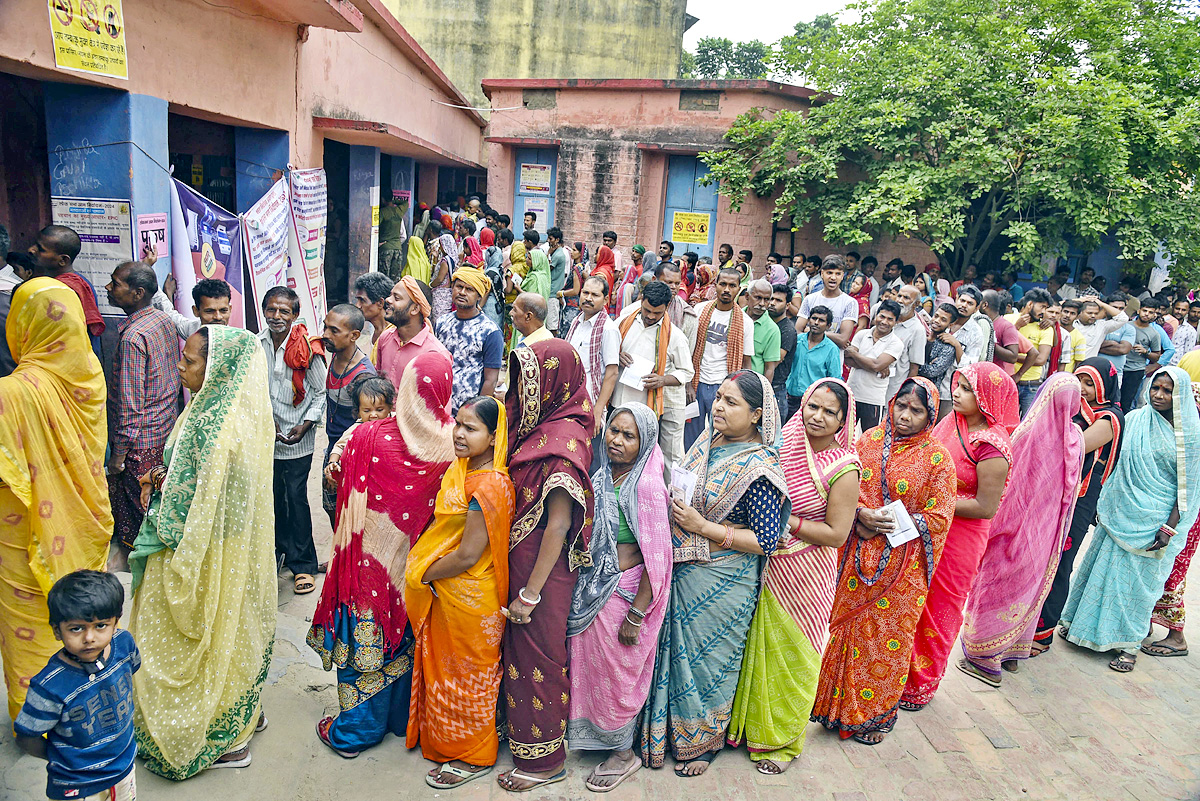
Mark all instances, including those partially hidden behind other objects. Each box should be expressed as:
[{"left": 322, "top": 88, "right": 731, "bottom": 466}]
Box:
[
  {"left": 388, "top": 155, "right": 415, "bottom": 233},
  {"left": 346, "top": 144, "right": 379, "bottom": 299}
]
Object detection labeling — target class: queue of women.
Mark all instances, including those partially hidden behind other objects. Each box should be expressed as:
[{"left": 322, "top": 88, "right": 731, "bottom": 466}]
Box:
[{"left": 2, "top": 278, "right": 1199, "bottom": 793}]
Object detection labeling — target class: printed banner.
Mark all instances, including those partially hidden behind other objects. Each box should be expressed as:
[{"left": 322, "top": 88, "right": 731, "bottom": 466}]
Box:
[
  {"left": 287, "top": 168, "right": 329, "bottom": 331},
  {"left": 519, "top": 163, "right": 551, "bottom": 195},
  {"left": 242, "top": 177, "right": 292, "bottom": 329},
  {"left": 50, "top": 196, "right": 133, "bottom": 316},
  {"left": 168, "top": 178, "right": 245, "bottom": 327},
  {"left": 671, "top": 211, "right": 711, "bottom": 245},
  {"left": 523, "top": 198, "right": 548, "bottom": 234},
  {"left": 48, "top": 0, "right": 128, "bottom": 79}
]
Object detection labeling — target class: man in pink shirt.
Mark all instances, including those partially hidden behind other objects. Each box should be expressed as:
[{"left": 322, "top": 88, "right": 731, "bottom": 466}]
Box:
[
  {"left": 373, "top": 276, "right": 452, "bottom": 391},
  {"left": 980, "top": 289, "right": 1036, "bottom": 375}
]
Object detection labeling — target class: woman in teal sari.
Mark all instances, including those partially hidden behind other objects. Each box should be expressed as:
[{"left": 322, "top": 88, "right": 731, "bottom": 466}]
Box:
[
  {"left": 1060, "top": 366, "right": 1200, "bottom": 672},
  {"left": 640, "top": 370, "right": 790, "bottom": 778}
]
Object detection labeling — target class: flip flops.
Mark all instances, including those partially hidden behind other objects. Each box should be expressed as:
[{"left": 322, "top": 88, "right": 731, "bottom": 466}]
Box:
[
  {"left": 585, "top": 757, "right": 641, "bottom": 792},
  {"left": 956, "top": 658, "right": 1002, "bottom": 687},
  {"left": 1141, "top": 640, "right": 1189, "bottom": 658},
  {"left": 496, "top": 768, "right": 567, "bottom": 792},
  {"left": 426, "top": 763, "right": 493, "bottom": 789}
]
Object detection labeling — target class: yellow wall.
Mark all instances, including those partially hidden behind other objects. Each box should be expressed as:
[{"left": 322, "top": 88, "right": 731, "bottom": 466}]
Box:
[{"left": 386, "top": 0, "right": 687, "bottom": 108}]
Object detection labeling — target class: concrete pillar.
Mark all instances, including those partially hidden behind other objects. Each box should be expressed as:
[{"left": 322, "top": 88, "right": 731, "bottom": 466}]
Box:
[
  {"left": 416, "top": 162, "right": 438, "bottom": 208},
  {"left": 234, "top": 127, "right": 290, "bottom": 212},
  {"left": 346, "top": 144, "right": 379, "bottom": 300}
]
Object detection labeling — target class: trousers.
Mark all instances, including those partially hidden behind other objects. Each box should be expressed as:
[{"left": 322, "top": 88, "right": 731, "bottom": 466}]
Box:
[{"left": 274, "top": 453, "right": 318, "bottom": 576}]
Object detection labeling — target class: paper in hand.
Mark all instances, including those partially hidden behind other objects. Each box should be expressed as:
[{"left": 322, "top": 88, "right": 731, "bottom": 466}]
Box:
[
  {"left": 619, "top": 354, "right": 655, "bottom": 390},
  {"left": 670, "top": 463, "right": 698, "bottom": 505},
  {"left": 880, "top": 500, "right": 921, "bottom": 548}
]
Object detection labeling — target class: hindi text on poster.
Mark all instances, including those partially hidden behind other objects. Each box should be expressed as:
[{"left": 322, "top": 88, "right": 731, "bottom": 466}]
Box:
[
  {"left": 519, "top": 163, "right": 552, "bottom": 195},
  {"left": 671, "top": 211, "right": 711, "bottom": 245},
  {"left": 48, "top": 0, "right": 128, "bottom": 80},
  {"left": 51, "top": 197, "right": 134, "bottom": 316}
]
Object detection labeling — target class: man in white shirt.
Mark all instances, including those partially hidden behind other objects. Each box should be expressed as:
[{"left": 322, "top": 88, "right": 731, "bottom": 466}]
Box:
[
  {"left": 845, "top": 299, "right": 905, "bottom": 432},
  {"left": 686, "top": 267, "right": 755, "bottom": 449},
  {"left": 566, "top": 275, "right": 621, "bottom": 439},
  {"left": 1074, "top": 296, "right": 1130, "bottom": 359},
  {"left": 796, "top": 254, "right": 860, "bottom": 348},
  {"left": 1169, "top": 298, "right": 1198, "bottom": 364},
  {"left": 886, "top": 284, "right": 929, "bottom": 401},
  {"left": 615, "top": 281, "right": 694, "bottom": 465}
]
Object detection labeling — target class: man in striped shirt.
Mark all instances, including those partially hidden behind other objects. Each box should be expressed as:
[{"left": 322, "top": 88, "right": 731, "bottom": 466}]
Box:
[{"left": 105, "top": 261, "right": 181, "bottom": 571}]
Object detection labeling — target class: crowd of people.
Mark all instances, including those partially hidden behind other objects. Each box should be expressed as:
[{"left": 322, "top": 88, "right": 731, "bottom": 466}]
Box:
[{"left": 0, "top": 208, "right": 1198, "bottom": 800}]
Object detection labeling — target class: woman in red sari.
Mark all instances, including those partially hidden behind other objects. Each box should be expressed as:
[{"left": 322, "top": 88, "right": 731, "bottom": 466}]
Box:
[
  {"left": 810, "top": 377, "right": 956, "bottom": 745},
  {"left": 901, "top": 363, "right": 1017, "bottom": 709},
  {"left": 591, "top": 246, "right": 617, "bottom": 304},
  {"left": 497, "top": 339, "right": 595, "bottom": 792}
]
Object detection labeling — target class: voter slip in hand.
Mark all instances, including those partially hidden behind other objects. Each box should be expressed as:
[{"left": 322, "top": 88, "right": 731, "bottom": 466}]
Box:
[{"left": 880, "top": 500, "right": 921, "bottom": 548}]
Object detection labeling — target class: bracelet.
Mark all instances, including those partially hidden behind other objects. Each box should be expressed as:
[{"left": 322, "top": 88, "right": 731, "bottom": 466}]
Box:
[
  {"left": 720, "top": 525, "right": 735, "bottom": 549},
  {"left": 518, "top": 587, "right": 542, "bottom": 606},
  {"left": 791, "top": 516, "right": 805, "bottom": 537},
  {"left": 624, "top": 613, "right": 644, "bottom": 628},
  {"left": 1159, "top": 525, "right": 1178, "bottom": 539},
  {"left": 626, "top": 606, "right": 647, "bottom": 620}
]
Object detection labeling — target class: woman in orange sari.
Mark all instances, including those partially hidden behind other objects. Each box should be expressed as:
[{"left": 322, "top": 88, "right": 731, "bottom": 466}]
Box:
[
  {"left": 406, "top": 395, "right": 515, "bottom": 789},
  {"left": 810, "top": 377, "right": 956, "bottom": 745}
]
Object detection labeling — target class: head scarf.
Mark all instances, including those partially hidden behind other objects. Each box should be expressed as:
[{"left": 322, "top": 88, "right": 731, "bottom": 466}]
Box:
[
  {"left": 1073, "top": 356, "right": 1125, "bottom": 493},
  {"left": 568, "top": 403, "right": 668, "bottom": 635},
  {"left": 632, "top": 245, "right": 646, "bottom": 257},
  {"left": 524, "top": 248, "right": 552, "bottom": 298},
  {"left": 440, "top": 213, "right": 454, "bottom": 230},
  {"left": 1178, "top": 351, "right": 1200, "bottom": 409},
  {"left": 0, "top": 278, "right": 111, "bottom": 593},
  {"left": 592, "top": 245, "right": 616, "bottom": 288},
  {"left": 933, "top": 362, "right": 1017, "bottom": 498},
  {"left": 462, "top": 236, "right": 484, "bottom": 267},
  {"left": 452, "top": 265, "right": 491, "bottom": 302},
  {"left": 400, "top": 275, "right": 431, "bottom": 319},
  {"left": 779, "top": 377, "right": 861, "bottom": 534},
  {"left": 479, "top": 227, "right": 495, "bottom": 248},
  {"left": 506, "top": 339, "right": 596, "bottom": 567},
  {"left": 435, "top": 233, "right": 458, "bottom": 268},
  {"left": 509, "top": 241, "right": 529, "bottom": 278}
]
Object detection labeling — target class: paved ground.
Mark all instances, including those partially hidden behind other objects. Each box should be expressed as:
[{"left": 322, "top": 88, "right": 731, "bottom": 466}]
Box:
[{"left": 3, "top": 438, "right": 1198, "bottom": 800}]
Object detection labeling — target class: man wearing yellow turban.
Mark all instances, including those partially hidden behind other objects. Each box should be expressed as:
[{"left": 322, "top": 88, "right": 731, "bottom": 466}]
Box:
[{"left": 434, "top": 266, "right": 506, "bottom": 413}]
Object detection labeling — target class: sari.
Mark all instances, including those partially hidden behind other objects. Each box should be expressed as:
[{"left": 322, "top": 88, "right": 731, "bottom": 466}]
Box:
[
  {"left": 590, "top": 245, "right": 616, "bottom": 293},
  {"left": 130, "top": 326, "right": 276, "bottom": 779},
  {"left": 1036, "top": 358, "right": 1125, "bottom": 646},
  {"left": 961, "top": 373, "right": 1083, "bottom": 676},
  {"left": 1151, "top": 352, "right": 1200, "bottom": 632},
  {"left": 640, "top": 371, "right": 790, "bottom": 768},
  {"left": 567, "top": 403, "right": 672, "bottom": 751},
  {"left": 904, "top": 363, "right": 1017, "bottom": 706},
  {"left": 0, "top": 279, "right": 111, "bottom": 722},
  {"left": 728, "top": 378, "right": 861, "bottom": 764},
  {"left": 404, "top": 235, "right": 432, "bottom": 284},
  {"left": 524, "top": 248, "right": 553, "bottom": 299},
  {"left": 1062, "top": 366, "right": 1200, "bottom": 653},
  {"left": 503, "top": 340, "right": 595, "bottom": 773},
  {"left": 307, "top": 350, "right": 454, "bottom": 752},
  {"left": 405, "top": 406, "right": 515, "bottom": 766},
  {"left": 431, "top": 233, "right": 458, "bottom": 321},
  {"left": 810, "top": 377, "right": 956, "bottom": 737},
  {"left": 689, "top": 263, "right": 716, "bottom": 305}
]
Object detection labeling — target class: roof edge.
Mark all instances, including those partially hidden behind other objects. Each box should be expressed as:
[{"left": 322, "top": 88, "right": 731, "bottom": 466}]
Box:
[{"left": 480, "top": 78, "right": 818, "bottom": 101}]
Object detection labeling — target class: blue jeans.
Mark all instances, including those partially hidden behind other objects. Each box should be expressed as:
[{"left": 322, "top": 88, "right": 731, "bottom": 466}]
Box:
[
  {"left": 774, "top": 384, "right": 789, "bottom": 423},
  {"left": 1017, "top": 382, "right": 1041, "bottom": 418},
  {"left": 684, "top": 382, "right": 722, "bottom": 450}
]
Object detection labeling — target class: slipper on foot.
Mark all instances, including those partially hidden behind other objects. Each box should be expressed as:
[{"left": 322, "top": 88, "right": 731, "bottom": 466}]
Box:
[
  {"left": 497, "top": 768, "right": 566, "bottom": 792},
  {"left": 426, "top": 763, "right": 493, "bottom": 789},
  {"left": 585, "top": 758, "right": 641, "bottom": 792},
  {"left": 1141, "top": 641, "right": 1188, "bottom": 658}
]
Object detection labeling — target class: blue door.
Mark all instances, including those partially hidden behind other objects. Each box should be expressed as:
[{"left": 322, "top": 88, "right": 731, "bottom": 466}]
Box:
[
  {"left": 662, "top": 155, "right": 718, "bottom": 260},
  {"left": 513, "top": 148, "right": 557, "bottom": 235}
]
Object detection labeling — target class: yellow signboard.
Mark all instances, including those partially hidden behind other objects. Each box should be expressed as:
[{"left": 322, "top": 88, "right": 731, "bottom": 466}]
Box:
[
  {"left": 671, "top": 211, "right": 711, "bottom": 245},
  {"left": 48, "top": 0, "right": 128, "bottom": 80}
]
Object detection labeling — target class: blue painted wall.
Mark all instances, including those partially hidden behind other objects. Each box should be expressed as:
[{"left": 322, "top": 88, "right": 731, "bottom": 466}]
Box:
[{"left": 235, "top": 127, "right": 290, "bottom": 213}]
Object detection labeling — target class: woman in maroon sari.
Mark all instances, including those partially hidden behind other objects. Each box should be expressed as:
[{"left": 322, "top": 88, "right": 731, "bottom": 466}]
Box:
[{"left": 497, "top": 339, "right": 595, "bottom": 792}]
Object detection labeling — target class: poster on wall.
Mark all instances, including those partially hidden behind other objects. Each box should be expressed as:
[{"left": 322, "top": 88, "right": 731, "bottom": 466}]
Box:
[
  {"left": 168, "top": 178, "right": 245, "bottom": 327},
  {"left": 48, "top": 0, "right": 128, "bottom": 80},
  {"left": 519, "top": 163, "right": 551, "bottom": 195},
  {"left": 50, "top": 196, "right": 133, "bottom": 316},
  {"left": 242, "top": 178, "right": 292, "bottom": 328},
  {"left": 136, "top": 213, "right": 167, "bottom": 261},
  {"left": 523, "top": 198, "right": 548, "bottom": 234},
  {"left": 671, "top": 211, "right": 711, "bottom": 245},
  {"left": 287, "top": 168, "right": 329, "bottom": 331}
]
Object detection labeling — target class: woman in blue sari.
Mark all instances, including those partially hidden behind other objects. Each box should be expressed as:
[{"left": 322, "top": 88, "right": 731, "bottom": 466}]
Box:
[
  {"left": 639, "top": 370, "right": 790, "bottom": 778},
  {"left": 1060, "top": 366, "right": 1200, "bottom": 672}
]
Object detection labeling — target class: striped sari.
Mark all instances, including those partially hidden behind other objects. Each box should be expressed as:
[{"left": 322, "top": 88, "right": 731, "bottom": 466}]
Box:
[{"left": 728, "top": 378, "right": 860, "bottom": 764}]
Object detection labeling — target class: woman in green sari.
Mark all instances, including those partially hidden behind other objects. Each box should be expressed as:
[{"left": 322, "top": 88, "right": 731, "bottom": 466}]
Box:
[{"left": 130, "top": 326, "right": 277, "bottom": 778}]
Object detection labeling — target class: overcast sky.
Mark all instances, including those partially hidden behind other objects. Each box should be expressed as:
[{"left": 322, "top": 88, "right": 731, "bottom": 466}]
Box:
[{"left": 682, "top": 0, "right": 850, "bottom": 48}]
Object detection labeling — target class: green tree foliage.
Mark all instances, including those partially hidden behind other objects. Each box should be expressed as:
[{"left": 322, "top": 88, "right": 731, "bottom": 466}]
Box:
[
  {"left": 692, "top": 37, "right": 771, "bottom": 80},
  {"left": 702, "top": 0, "right": 1200, "bottom": 283},
  {"left": 679, "top": 50, "right": 696, "bottom": 79}
]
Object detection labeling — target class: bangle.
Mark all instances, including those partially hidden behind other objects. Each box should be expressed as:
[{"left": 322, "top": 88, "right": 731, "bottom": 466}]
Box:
[
  {"left": 518, "top": 587, "right": 542, "bottom": 606},
  {"left": 1159, "top": 525, "right": 1178, "bottom": 539},
  {"left": 627, "top": 606, "right": 647, "bottom": 620},
  {"left": 791, "top": 516, "right": 804, "bottom": 537},
  {"left": 720, "top": 525, "right": 735, "bottom": 549},
  {"left": 624, "top": 613, "right": 643, "bottom": 628}
]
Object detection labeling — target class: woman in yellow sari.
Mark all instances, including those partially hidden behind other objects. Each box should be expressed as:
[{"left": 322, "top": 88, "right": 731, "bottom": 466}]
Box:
[
  {"left": 130, "top": 326, "right": 277, "bottom": 778},
  {"left": 404, "top": 227, "right": 433, "bottom": 284},
  {"left": 405, "top": 395, "right": 515, "bottom": 789},
  {"left": 0, "top": 278, "right": 112, "bottom": 722}
]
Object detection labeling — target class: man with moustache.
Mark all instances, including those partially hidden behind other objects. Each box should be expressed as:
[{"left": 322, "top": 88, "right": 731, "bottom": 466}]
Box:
[
  {"left": 769, "top": 283, "right": 798, "bottom": 420},
  {"left": 567, "top": 275, "right": 622, "bottom": 439},
  {"left": 435, "top": 264, "right": 504, "bottom": 413},
  {"left": 686, "top": 267, "right": 755, "bottom": 448},
  {"left": 374, "top": 276, "right": 449, "bottom": 389},
  {"left": 885, "top": 284, "right": 930, "bottom": 402}
]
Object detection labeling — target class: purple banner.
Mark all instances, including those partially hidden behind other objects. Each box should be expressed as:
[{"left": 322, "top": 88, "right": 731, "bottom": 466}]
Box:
[{"left": 169, "top": 179, "right": 245, "bottom": 327}]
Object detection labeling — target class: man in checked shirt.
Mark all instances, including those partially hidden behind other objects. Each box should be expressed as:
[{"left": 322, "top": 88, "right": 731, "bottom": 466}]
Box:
[{"left": 105, "top": 260, "right": 181, "bottom": 572}]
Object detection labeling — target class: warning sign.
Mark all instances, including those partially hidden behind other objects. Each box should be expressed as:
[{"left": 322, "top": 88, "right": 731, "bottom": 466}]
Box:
[
  {"left": 48, "top": 0, "right": 128, "bottom": 80},
  {"left": 671, "top": 211, "right": 711, "bottom": 245}
]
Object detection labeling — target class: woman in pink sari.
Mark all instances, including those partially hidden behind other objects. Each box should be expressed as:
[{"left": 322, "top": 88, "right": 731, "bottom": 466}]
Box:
[
  {"left": 958, "top": 372, "right": 1084, "bottom": 686},
  {"left": 901, "top": 363, "right": 1018, "bottom": 709},
  {"left": 567, "top": 403, "right": 671, "bottom": 792}
]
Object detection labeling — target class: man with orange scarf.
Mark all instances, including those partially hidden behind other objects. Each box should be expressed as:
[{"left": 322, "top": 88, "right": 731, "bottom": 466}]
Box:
[
  {"left": 684, "top": 266, "right": 755, "bottom": 449},
  {"left": 613, "top": 281, "right": 693, "bottom": 465},
  {"left": 259, "top": 286, "right": 327, "bottom": 595}
]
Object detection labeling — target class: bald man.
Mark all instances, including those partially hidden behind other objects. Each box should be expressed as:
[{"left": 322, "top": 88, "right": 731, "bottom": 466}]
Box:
[{"left": 513, "top": 291, "right": 553, "bottom": 348}]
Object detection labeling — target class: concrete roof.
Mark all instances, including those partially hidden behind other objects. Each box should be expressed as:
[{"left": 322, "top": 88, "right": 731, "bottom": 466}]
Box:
[{"left": 480, "top": 78, "right": 818, "bottom": 102}]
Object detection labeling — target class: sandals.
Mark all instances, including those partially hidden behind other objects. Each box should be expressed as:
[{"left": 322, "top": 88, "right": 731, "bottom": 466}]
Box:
[
  {"left": 956, "top": 658, "right": 1001, "bottom": 687},
  {"left": 1108, "top": 653, "right": 1137, "bottom": 673},
  {"left": 852, "top": 731, "right": 887, "bottom": 746},
  {"left": 294, "top": 574, "right": 316, "bottom": 594},
  {"left": 1141, "top": 640, "right": 1189, "bottom": 658},
  {"left": 898, "top": 699, "right": 925, "bottom": 712},
  {"left": 673, "top": 750, "right": 717, "bottom": 777},
  {"left": 585, "top": 757, "right": 641, "bottom": 792},
  {"left": 756, "top": 758, "right": 791, "bottom": 775},
  {"left": 496, "top": 768, "right": 566, "bottom": 792},
  {"left": 426, "top": 763, "right": 493, "bottom": 789},
  {"left": 209, "top": 745, "right": 252, "bottom": 769},
  {"left": 316, "top": 716, "right": 359, "bottom": 758},
  {"left": 255, "top": 712, "right": 268, "bottom": 733}
]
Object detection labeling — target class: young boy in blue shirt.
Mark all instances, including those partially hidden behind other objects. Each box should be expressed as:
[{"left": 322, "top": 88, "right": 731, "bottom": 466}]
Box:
[{"left": 14, "top": 570, "right": 140, "bottom": 801}]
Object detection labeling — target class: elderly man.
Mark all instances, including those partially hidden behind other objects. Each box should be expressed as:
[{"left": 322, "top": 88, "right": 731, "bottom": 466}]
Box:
[
  {"left": 655, "top": 260, "right": 699, "bottom": 348},
  {"left": 615, "top": 281, "right": 694, "bottom": 465},
  {"left": 375, "top": 277, "right": 449, "bottom": 387},
  {"left": 512, "top": 292, "right": 553, "bottom": 347},
  {"left": 746, "top": 279, "right": 781, "bottom": 383},
  {"left": 435, "top": 264, "right": 504, "bottom": 413},
  {"left": 259, "top": 286, "right": 327, "bottom": 595},
  {"left": 105, "top": 260, "right": 181, "bottom": 571},
  {"left": 886, "top": 284, "right": 930, "bottom": 402}
]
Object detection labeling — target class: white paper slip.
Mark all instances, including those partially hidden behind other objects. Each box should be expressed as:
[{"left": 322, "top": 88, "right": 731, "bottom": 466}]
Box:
[
  {"left": 880, "top": 500, "right": 921, "bottom": 548},
  {"left": 669, "top": 464, "right": 698, "bottom": 505},
  {"left": 619, "top": 354, "right": 655, "bottom": 390},
  {"left": 683, "top": 401, "right": 700, "bottom": 421}
]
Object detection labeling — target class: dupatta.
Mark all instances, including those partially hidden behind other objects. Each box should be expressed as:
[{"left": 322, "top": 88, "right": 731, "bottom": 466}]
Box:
[
  {"left": 404, "top": 236, "right": 432, "bottom": 284},
  {"left": 524, "top": 248, "right": 553, "bottom": 298},
  {"left": 568, "top": 403, "right": 672, "bottom": 635},
  {"left": 673, "top": 371, "right": 791, "bottom": 563},
  {"left": 311, "top": 350, "right": 455, "bottom": 655},
  {"left": 0, "top": 279, "right": 111, "bottom": 593},
  {"left": 779, "top": 376, "right": 860, "bottom": 526},
  {"left": 506, "top": 339, "right": 595, "bottom": 568},
  {"left": 932, "top": 362, "right": 1017, "bottom": 499},
  {"left": 1073, "top": 357, "right": 1125, "bottom": 496}
]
